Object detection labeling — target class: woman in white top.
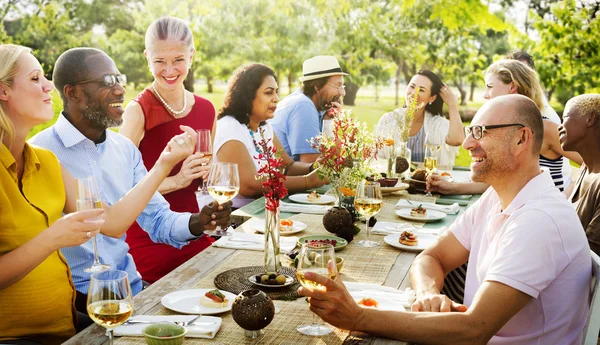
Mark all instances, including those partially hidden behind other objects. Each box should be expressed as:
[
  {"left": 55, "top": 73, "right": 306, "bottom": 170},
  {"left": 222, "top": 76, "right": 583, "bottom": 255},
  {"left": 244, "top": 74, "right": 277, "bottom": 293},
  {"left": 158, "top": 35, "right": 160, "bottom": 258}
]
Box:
[
  {"left": 214, "top": 64, "right": 326, "bottom": 208},
  {"left": 376, "top": 70, "right": 464, "bottom": 168}
]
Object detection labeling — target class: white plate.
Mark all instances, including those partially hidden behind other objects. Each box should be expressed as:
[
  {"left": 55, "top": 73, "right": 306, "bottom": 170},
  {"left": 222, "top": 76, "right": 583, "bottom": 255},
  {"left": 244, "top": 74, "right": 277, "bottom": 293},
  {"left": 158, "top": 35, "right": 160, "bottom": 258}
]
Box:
[
  {"left": 383, "top": 233, "right": 438, "bottom": 252},
  {"left": 289, "top": 193, "right": 336, "bottom": 205},
  {"left": 395, "top": 208, "right": 447, "bottom": 222},
  {"left": 381, "top": 182, "right": 409, "bottom": 194},
  {"left": 248, "top": 218, "right": 307, "bottom": 235},
  {"left": 161, "top": 289, "right": 237, "bottom": 315},
  {"left": 349, "top": 290, "right": 406, "bottom": 311}
]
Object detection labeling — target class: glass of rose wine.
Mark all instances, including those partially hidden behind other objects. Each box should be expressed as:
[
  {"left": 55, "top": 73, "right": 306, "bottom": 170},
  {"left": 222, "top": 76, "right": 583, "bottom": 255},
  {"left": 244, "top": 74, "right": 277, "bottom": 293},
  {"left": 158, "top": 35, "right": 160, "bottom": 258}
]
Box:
[
  {"left": 296, "top": 243, "right": 338, "bottom": 335},
  {"left": 204, "top": 162, "right": 239, "bottom": 237},
  {"left": 87, "top": 270, "right": 133, "bottom": 345},
  {"left": 77, "top": 176, "right": 111, "bottom": 273},
  {"left": 354, "top": 181, "right": 383, "bottom": 247},
  {"left": 196, "top": 129, "right": 213, "bottom": 195}
]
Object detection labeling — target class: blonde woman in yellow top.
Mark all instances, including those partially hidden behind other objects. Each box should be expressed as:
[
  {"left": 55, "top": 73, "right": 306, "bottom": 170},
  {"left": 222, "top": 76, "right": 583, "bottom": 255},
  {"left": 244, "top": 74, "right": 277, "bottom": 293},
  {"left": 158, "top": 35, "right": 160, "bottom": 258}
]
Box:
[{"left": 0, "top": 44, "right": 197, "bottom": 345}]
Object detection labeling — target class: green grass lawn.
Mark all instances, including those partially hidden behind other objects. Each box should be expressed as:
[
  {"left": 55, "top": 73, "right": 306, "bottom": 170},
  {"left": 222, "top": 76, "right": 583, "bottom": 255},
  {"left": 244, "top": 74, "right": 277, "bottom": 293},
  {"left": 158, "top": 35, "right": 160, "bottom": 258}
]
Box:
[{"left": 30, "top": 86, "right": 473, "bottom": 166}]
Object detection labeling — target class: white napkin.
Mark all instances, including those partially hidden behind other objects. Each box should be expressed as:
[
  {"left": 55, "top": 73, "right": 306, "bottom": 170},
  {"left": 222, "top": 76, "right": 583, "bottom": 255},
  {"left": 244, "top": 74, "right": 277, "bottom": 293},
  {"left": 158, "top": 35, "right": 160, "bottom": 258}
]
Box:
[
  {"left": 345, "top": 282, "right": 416, "bottom": 309},
  {"left": 280, "top": 201, "right": 331, "bottom": 214},
  {"left": 213, "top": 232, "right": 298, "bottom": 252},
  {"left": 395, "top": 199, "right": 459, "bottom": 214},
  {"left": 371, "top": 221, "right": 447, "bottom": 236},
  {"left": 114, "top": 315, "right": 222, "bottom": 338}
]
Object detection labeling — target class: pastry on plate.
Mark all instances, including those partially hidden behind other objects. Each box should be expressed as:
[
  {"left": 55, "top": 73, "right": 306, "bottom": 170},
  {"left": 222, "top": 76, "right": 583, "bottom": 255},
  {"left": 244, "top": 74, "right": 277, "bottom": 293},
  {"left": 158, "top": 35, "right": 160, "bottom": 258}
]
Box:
[
  {"left": 399, "top": 231, "right": 418, "bottom": 246},
  {"left": 200, "top": 289, "right": 229, "bottom": 308},
  {"left": 280, "top": 219, "right": 293, "bottom": 232},
  {"left": 410, "top": 205, "right": 427, "bottom": 218},
  {"left": 307, "top": 190, "right": 321, "bottom": 202}
]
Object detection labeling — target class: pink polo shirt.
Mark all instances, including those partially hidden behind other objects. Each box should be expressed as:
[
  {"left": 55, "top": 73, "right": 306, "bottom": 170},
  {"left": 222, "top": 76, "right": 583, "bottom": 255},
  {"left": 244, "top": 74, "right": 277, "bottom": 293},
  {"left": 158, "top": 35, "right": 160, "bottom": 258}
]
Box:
[{"left": 450, "top": 170, "right": 591, "bottom": 345}]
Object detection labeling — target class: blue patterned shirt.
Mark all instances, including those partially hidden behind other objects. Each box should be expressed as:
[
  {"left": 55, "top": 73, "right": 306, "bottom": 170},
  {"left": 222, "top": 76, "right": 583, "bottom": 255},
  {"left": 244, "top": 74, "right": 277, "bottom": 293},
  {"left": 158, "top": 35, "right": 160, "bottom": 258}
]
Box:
[{"left": 29, "top": 114, "right": 194, "bottom": 295}]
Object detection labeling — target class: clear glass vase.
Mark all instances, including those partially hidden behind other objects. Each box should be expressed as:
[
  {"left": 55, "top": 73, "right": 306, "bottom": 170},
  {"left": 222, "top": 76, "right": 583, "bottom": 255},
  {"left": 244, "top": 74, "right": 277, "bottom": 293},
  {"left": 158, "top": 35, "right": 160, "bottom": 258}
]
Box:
[
  {"left": 395, "top": 142, "right": 412, "bottom": 178},
  {"left": 264, "top": 207, "right": 281, "bottom": 274},
  {"left": 385, "top": 144, "right": 396, "bottom": 178}
]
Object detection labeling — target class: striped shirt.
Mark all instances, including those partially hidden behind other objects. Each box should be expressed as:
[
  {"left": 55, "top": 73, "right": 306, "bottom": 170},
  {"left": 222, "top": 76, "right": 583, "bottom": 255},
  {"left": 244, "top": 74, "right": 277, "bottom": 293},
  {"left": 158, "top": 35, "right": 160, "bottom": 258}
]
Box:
[
  {"left": 29, "top": 114, "right": 194, "bottom": 295},
  {"left": 408, "top": 125, "right": 426, "bottom": 163},
  {"left": 539, "top": 115, "right": 565, "bottom": 192}
]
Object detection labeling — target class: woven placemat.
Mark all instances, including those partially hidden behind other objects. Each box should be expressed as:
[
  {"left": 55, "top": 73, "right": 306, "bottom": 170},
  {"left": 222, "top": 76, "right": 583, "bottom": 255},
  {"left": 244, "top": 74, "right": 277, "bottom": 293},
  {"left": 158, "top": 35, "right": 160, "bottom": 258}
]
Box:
[{"left": 214, "top": 265, "right": 300, "bottom": 300}]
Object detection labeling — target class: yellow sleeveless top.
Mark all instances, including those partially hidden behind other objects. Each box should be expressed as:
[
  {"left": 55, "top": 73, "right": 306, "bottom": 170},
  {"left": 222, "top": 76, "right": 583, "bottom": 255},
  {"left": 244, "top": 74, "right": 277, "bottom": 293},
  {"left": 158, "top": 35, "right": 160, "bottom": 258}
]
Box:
[{"left": 0, "top": 143, "right": 76, "bottom": 344}]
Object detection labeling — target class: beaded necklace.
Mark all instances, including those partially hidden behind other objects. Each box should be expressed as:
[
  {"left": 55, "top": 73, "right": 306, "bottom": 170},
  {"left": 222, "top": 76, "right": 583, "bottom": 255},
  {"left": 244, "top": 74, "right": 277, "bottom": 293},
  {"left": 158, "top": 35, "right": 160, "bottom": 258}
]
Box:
[
  {"left": 247, "top": 125, "right": 261, "bottom": 154},
  {"left": 152, "top": 83, "right": 187, "bottom": 116}
]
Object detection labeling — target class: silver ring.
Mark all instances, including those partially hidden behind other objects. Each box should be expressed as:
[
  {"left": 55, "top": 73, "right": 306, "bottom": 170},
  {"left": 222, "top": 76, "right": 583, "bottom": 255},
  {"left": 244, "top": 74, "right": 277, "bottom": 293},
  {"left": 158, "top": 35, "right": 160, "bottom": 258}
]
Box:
[
  {"left": 86, "top": 231, "right": 91, "bottom": 238},
  {"left": 175, "top": 138, "right": 185, "bottom": 145}
]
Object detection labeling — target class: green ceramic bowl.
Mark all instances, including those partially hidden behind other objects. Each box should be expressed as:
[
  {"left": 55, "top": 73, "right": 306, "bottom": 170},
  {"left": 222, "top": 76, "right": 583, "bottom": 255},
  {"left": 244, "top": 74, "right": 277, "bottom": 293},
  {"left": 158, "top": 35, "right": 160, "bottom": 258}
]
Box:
[
  {"left": 297, "top": 235, "right": 348, "bottom": 251},
  {"left": 142, "top": 324, "right": 187, "bottom": 345}
]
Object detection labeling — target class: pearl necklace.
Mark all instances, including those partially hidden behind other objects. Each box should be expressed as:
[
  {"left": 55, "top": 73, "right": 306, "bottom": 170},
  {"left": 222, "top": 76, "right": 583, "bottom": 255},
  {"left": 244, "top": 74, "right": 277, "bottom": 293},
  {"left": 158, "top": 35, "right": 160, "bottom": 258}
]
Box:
[{"left": 152, "top": 83, "right": 187, "bottom": 116}]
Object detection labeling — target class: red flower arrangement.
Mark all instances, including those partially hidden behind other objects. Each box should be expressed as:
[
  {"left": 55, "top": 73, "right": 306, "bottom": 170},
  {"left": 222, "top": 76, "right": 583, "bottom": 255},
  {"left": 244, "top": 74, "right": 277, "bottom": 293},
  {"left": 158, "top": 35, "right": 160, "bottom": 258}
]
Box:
[{"left": 253, "top": 127, "right": 288, "bottom": 211}]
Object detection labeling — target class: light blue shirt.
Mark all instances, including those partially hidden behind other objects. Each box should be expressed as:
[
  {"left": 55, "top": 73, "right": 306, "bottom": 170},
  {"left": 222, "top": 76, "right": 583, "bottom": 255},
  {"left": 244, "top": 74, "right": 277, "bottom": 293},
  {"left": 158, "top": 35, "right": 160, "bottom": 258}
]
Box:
[
  {"left": 270, "top": 90, "right": 323, "bottom": 161},
  {"left": 29, "top": 114, "right": 194, "bottom": 295}
]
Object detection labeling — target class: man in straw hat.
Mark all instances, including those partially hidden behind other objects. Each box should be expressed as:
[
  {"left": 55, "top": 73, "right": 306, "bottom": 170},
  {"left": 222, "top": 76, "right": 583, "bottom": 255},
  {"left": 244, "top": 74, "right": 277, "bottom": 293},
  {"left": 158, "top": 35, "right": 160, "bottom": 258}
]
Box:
[{"left": 271, "top": 55, "right": 347, "bottom": 163}]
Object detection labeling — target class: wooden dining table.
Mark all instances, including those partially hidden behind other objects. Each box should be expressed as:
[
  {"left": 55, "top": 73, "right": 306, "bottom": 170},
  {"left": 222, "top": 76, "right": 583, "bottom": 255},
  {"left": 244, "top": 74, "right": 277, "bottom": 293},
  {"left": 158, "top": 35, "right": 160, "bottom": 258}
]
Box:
[{"left": 65, "top": 180, "right": 478, "bottom": 345}]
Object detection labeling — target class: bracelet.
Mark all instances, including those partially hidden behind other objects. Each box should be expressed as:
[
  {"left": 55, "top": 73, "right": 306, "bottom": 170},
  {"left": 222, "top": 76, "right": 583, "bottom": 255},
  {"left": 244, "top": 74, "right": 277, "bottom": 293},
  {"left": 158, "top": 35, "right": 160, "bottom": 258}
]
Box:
[
  {"left": 308, "top": 162, "right": 315, "bottom": 172},
  {"left": 304, "top": 175, "right": 309, "bottom": 189}
]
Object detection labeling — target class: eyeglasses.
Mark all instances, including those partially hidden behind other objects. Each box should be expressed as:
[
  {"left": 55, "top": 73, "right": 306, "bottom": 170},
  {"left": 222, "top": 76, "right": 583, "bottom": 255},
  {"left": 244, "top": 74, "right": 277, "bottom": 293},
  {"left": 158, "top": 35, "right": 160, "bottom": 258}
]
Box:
[
  {"left": 464, "top": 123, "right": 525, "bottom": 140},
  {"left": 72, "top": 74, "right": 127, "bottom": 88},
  {"left": 327, "top": 83, "right": 345, "bottom": 92}
]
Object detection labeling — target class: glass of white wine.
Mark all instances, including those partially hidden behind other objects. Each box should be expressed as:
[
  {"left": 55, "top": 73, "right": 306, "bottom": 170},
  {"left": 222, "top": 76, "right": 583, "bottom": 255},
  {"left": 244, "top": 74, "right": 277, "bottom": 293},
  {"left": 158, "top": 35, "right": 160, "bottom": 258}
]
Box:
[
  {"left": 204, "top": 162, "right": 240, "bottom": 237},
  {"left": 77, "top": 176, "right": 111, "bottom": 273},
  {"left": 87, "top": 270, "right": 133, "bottom": 345},
  {"left": 296, "top": 243, "right": 338, "bottom": 336},
  {"left": 423, "top": 134, "right": 441, "bottom": 196},
  {"left": 196, "top": 129, "right": 213, "bottom": 195},
  {"left": 354, "top": 181, "right": 383, "bottom": 247}
]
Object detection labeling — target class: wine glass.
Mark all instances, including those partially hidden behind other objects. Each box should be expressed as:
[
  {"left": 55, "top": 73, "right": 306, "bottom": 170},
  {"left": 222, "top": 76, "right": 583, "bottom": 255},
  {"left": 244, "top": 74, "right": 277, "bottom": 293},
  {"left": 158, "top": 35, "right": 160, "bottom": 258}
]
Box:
[
  {"left": 87, "top": 270, "right": 133, "bottom": 345},
  {"left": 196, "top": 129, "right": 213, "bottom": 194},
  {"left": 296, "top": 243, "right": 338, "bottom": 336},
  {"left": 77, "top": 176, "right": 111, "bottom": 273},
  {"left": 424, "top": 134, "right": 441, "bottom": 196},
  {"left": 204, "top": 162, "right": 240, "bottom": 237},
  {"left": 354, "top": 181, "right": 383, "bottom": 247}
]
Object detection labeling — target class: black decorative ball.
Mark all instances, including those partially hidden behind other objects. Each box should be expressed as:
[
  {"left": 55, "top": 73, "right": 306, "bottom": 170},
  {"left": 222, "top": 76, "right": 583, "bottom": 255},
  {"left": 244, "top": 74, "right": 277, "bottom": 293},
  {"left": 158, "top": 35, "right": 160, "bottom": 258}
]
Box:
[
  {"left": 323, "top": 206, "right": 355, "bottom": 242},
  {"left": 231, "top": 289, "right": 275, "bottom": 331}
]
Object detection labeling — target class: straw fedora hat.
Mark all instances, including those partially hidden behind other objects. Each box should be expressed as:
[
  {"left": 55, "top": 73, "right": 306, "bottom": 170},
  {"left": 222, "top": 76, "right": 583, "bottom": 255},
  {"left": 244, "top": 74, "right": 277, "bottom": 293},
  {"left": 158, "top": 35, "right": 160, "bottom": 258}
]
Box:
[{"left": 299, "top": 55, "right": 348, "bottom": 82}]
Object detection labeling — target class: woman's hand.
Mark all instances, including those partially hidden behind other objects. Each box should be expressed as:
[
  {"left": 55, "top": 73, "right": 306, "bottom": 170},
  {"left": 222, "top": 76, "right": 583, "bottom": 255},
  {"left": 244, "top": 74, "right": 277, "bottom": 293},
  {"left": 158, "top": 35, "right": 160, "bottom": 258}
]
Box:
[
  {"left": 439, "top": 83, "right": 458, "bottom": 110},
  {"left": 44, "top": 209, "right": 104, "bottom": 250},
  {"left": 174, "top": 153, "right": 211, "bottom": 189},
  {"left": 156, "top": 125, "right": 197, "bottom": 171}
]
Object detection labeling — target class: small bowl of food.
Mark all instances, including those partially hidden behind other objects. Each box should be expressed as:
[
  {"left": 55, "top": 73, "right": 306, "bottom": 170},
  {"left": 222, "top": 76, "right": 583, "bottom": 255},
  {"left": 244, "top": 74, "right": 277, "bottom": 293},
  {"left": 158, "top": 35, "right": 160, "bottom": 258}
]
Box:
[
  {"left": 143, "top": 324, "right": 187, "bottom": 345},
  {"left": 376, "top": 178, "right": 398, "bottom": 187},
  {"left": 315, "top": 256, "right": 344, "bottom": 272}
]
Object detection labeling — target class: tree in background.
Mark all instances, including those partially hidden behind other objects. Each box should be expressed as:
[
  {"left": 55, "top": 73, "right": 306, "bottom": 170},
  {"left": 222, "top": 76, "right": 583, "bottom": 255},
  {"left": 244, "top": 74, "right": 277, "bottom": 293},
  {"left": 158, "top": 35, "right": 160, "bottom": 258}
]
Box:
[{"left": 530, "top": 0, "right": 600, "bottom": 105}]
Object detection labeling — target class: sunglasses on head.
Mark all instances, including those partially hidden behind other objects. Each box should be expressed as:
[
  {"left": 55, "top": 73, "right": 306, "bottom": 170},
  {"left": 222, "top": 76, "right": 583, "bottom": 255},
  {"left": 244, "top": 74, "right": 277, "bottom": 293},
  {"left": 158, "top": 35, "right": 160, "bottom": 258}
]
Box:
[{"left": 72, "top": 74, "right": 127, "bottom": 88}]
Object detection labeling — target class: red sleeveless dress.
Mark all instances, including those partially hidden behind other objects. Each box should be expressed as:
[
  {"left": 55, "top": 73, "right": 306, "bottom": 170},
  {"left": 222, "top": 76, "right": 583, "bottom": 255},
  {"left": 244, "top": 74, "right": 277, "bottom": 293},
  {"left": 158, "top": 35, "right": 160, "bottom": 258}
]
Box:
[{"left": 125, "top": 88, "right": 215, "bottom": 283}]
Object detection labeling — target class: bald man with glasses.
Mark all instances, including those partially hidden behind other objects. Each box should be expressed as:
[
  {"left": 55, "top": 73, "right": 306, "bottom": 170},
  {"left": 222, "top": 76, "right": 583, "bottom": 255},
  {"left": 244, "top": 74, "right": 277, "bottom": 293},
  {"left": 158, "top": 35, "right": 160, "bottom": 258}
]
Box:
[{"left": 298, "top": 95, "right": 591, "bottom": 345}]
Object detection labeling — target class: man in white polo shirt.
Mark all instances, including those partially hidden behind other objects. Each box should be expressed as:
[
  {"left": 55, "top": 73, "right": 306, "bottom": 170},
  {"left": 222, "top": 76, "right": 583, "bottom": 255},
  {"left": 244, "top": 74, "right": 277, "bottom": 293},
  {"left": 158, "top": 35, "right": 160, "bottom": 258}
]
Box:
[{"left": 299, "top": 94, "right": 591, "bottom": 344}]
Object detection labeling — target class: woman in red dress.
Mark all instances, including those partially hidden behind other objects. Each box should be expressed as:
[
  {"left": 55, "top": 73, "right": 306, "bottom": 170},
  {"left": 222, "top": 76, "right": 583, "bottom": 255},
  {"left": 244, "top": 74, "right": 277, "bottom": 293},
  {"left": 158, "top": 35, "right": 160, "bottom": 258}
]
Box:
[{"left": 120, "top": 16, "right": 215, "bottom": 283}]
